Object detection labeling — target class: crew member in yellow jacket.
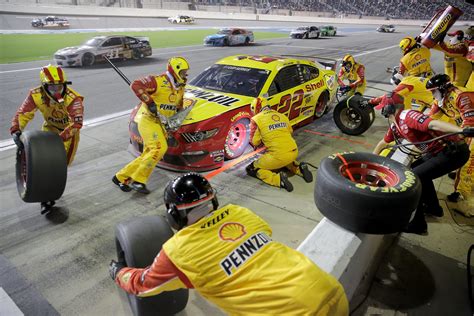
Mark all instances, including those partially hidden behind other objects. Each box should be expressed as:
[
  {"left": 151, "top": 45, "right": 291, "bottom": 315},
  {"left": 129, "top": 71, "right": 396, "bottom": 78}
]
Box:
[
  {"left": 110, "top": 173, "right": 349, "bottom": 315},
  {"left": 113, "top": 57, "right": 189, "bottom": 194},
  {"left": 245, "top": 98, "right": 313, "bottom": 192},
  {"left": 337, "top": 54, "right": 366, "bottom": 96},
  {"left": 398, "top": 36, "right": 433, "bottom": 78},
  {"left": 10, "top": 65, "right": 84, "bottom": 214}
]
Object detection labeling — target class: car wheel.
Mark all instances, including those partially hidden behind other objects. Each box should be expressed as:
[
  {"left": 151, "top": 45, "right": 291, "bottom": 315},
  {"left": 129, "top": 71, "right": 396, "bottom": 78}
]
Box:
[
  {"left": 314, "top": 91, "right": 329, "bottom": 118},
  {"left": 245, "top": 37, "right": 250, "bottom": 45},
  {"left": 115, "top": 216, "right": 188, "bottom": 315},
  {"left": 132, "top": 49, "right": 142, "bottom": 60},
  {"left": 333, "top": 95, "right": 375, "bottom": 135},
  {"left": 224, "top": 118, "right": 250, "bottom": 159},
  {"left": 81, "top": 53, "right": 95, "bottom": 67},
  {"left": 16, "top": 131, "right": 67, "bottom": 203},
  {"left": 315, "top": 152, "right": 421, "bottom": 234}
]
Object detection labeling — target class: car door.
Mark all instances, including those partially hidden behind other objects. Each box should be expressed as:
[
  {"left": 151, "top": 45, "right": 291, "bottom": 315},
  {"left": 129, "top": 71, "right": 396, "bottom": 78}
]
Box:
[
  {"left": 98, "top": 37, "right": 125, "bottom": 59},
  {"left": 264, "top": 64, "right": 308, "bottom": 125},
  {"left": 309, "top": 27, "right": 317, "bottom": 38},
  {"left": 231, "top": 29, "right": 242, "bottom": 45}
]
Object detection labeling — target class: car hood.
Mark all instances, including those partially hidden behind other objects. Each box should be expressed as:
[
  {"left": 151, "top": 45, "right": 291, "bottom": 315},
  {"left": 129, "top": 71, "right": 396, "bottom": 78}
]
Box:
[
  {"left": 291, "top": 30, "right": 307, "bottom": 34},
  {"left": 181, "top": 86, "right": 253, "bottom": 125},
  {"left": 55, "top": 45, "right": 91, "bottom": 54},
  {"left": 206, "top": 34, "right": 227, "bottom": 40}
]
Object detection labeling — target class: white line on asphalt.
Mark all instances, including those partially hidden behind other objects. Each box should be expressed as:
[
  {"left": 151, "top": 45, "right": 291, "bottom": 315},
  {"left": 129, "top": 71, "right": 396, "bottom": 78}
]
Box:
[
  {"left": 0, "top": 67, "right": 41, "bottom": 74},
  {"left": 268, "top": 44, "right": 362, "bottom": 52}
]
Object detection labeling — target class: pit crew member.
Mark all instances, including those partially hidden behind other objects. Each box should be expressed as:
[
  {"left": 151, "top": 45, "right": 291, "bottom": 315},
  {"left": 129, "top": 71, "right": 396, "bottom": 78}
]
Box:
[
  {"left": 433, "top": 30, "right": 471, "bottom": 87},
  {"left": 10, "top": 65, "right": 84, "bottom": 214},
  {"left": 113, "top": 57, "right": 189, "bottom": 194},
  {"left": 425, "top": 74, "right": 474, "bottom": 216},
  {"left": 337, "top": 54, "right": 366, "bottom": 96},
  {"left": 245, "top": 98, "right": 313, "bottom": 192},
  {"left": 398, "top": 36, "right": 433, "bottom": 78},
  {"left": 109, "top": 173, "right": 348, "bottom": 315},
  {"left": 373, "top": 101, "right": 472, "bottom": 235}
]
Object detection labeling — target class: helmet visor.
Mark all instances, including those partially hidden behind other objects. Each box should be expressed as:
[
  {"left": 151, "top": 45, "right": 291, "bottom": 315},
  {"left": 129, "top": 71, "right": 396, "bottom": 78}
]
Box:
[{"left": 45, "top": 84, "right": 65, "bottom": 101}]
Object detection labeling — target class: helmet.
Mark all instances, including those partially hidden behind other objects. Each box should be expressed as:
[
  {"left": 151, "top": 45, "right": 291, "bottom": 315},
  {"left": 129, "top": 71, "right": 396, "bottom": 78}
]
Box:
[
  {"left": 447, "top": 30, "right": 464, "bottom": 45},
  {"left": 167, "top": 57, "right": 190, "bottom": 86},
  {"left": 426, "top": 74, "right": 452, "bottom": 99},
  {"left": 342, "top": 54, "right": 355, "bottom": 71},
  {"left": 39, "top": 65, "right": 69, "bottom": 102},
  {"left": 164, "top": 173, "right": 219, "bottom": 230},
  {"left": 399, "top": 36, "right": 417, "bottom": 55},
  {"left": 250, "top": 97, "right": 270, "bottom": 115}
]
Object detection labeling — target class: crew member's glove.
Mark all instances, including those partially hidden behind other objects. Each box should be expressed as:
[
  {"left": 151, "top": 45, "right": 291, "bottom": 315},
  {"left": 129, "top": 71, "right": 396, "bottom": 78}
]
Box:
[
  {"left": 148, "top": 102, "right": 158, "bottom": 116},
  {"left": 368, "top": 97, "right": 380, "bottom": 106},
  {"left": 339, "top": 85, "right": 351, "bottom": 94},
  {"left": 109, "top": 259, "right": 126, "bottom": 281},
  {"left": 463, "top": 127, "right": 474, "bottom": 137},
  {"left": 11, "top": 130, "right": 23, "bottom": 149}
]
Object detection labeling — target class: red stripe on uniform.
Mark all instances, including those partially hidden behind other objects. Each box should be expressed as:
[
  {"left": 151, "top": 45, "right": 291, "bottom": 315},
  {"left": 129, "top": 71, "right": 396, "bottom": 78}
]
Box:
[
  {"left": 57, "top": 67, "right": 64, "bottom": 83},
  {"left": 42, "top": 67, "right": 55, "bottom": 83}
]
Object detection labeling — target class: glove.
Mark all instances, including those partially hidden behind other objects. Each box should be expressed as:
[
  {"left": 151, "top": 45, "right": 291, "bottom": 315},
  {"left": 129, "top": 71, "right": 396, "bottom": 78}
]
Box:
[
  {"left": 368, "top": 97, "right": 380, "bottom": 106},
  {"left": 12, "top": 130, "right": 23, "bottom": 149},
  {"left": 148, "top": 102, "right": 158, "bottom": 116},
  {"left": 109, "top": 259, "right": 126, "bottom": 281},
  {"left": 463, "top": 127, "right": 474, "bottom": 137},
  {"left": 339, "top": 85, "right": 351, "bottom": 94}
]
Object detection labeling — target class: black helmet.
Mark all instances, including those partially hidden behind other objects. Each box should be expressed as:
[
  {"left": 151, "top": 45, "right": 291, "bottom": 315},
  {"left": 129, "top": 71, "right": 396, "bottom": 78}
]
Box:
[
  {"left": 426, "top": 74, "right": 452, "bottom": 93},
  {"left": 164, "top": 173, "right": 219, "bottom": 230}
]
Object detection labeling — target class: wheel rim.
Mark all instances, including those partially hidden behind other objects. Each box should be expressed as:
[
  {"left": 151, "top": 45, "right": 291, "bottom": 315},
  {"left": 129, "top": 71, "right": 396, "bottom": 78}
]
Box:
[
  {"left": 83, "top": 54, "right": 93, "bottom": 66},
  {"left": 226, "top": 122, "right": 247, "bottom": 153},
  {"left": 339, "top": 107, "right": 362, "bottom": 129},
  {"left": 315, "top": 96, "right": 327, "bottom": 117},
  {"left": 339, "top": 161, "right": 400, "bottom": 187}
]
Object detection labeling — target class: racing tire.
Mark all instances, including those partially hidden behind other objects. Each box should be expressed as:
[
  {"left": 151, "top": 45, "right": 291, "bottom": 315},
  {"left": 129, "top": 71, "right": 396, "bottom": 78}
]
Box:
[
  {"left": 81, "top": 53, "right": 95, "bottom": 67},
  {"left": 333, "top": 94, "right": 375, "bottom": 135},
  {"left": 224, "top": 118, "right": 250, "bottom": 160},
  {"left": 314, "top": 91, "right": 329, "bottom": 118},
  {"left": 115, "top": 216, "right": 188, "bottom": 316},
  {"left": 132, "top": 49, "right": 143, "bottom": 60},
  {"left": 15, "top": 131, "right": 67, "bottom": 203},
  {"left": 315, "top": 152, "right": 421, "bottom": 234}
]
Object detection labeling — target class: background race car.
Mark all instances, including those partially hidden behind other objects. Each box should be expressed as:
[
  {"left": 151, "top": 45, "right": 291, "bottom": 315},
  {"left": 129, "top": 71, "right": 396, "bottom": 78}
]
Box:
[
  {"left": 319, "top": 25, "right": 337, "bottom": 36},
  {"left": 129, "top": 55, "right": 337, "bottom": 171},
  {"left": 168, "top": 15, "right": 195, "bottom": 24},
  {"left": 377, "top": 24, "right": 396, "bottom": 32},
  {"left": 290, "top": 26, "right": 320, "bottom": 39},
  {"left": 53, "top": 35, "right": 152, "bottom": 67},
  {"left": 204, "top": 28, "right": 254, "bottom": 46},
  {"left": 31, "top": 16, "right": 69, "bottom": 28}
]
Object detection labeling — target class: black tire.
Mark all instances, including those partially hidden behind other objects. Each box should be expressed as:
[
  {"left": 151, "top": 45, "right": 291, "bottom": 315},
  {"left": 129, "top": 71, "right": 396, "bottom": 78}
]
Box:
[
  {"left": 224, "top": 118, "right": 250, "bottom": 159},
  {"left": 81, "top": 53, "right": 95, "bottom": 67},
  {"left": 333, "top": 94, "right": 375, "bottom": 135},
  {"left": 115, "top": 216, "right": 188, "bottom": 316},
  {"left": 132, "top": 49, "right": 143, "bottom": 60},
  {"left": 16, "top": 131, "right": 67, "bottom": 203},
  {"left": 314, "top": 91, "right": 329, "bottom": 118},
  {"left": 315, "top": 152, "right": 421, "bottom": 234}
]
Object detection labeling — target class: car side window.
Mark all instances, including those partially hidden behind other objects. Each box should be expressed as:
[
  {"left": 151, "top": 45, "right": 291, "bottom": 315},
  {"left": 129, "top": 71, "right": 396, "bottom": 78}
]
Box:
[
  {"left": 102, "top": 38, "right": 123, "bottom": 47},
  {"left": 268, "top": 65, "right": 302, "bottom": 96},
  {"left": 300, "top": 65, "right": 320, "bottom": 83},
  {"left": 124, "top": 37, "right": 138, "bottom": 45}
]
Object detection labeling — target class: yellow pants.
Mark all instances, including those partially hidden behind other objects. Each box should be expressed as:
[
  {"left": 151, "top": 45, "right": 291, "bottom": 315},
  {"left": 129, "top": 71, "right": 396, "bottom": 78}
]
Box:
[
  {"left": 253, "top": 149, "right": 301, "bottom": 187},
  {"left": 116, "top": 115, "right": 167, "bottom": 184},
  {"left": 348, "top": 81, "right": 366, "bottom": 96},
  {"left": 42, "top": 123, "right": 80, "bottom": 166},
  {"left": 455, "top": 137, "right": 473, "bottom": 201},
  {"left": 315, "top": 286, "right": 349, "bottom": 316}
]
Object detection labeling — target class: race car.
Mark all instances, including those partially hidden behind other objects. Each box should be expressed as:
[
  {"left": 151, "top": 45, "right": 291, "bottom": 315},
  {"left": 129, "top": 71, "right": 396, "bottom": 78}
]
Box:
[
  {"left": 204, "top": 28, "right": 254, "bottom": 46},
  {"left": 376, "top": 24, "right": 395, "bottom": 33},
  {"left": 168, "top": 15, "right": 195, "bottom": 24},
  {"left": 319, "top": 25, "right": 337, "bottom": 36},
  {"left": 290, "top": 26, "right": 320, "bottom": 39},
  {"left": 129, "top": 54, "right": 338, "bottom": 171},
  {"left": 53, "top": 35, "right": 152, "bottom": 67},
  {"left": 31, "top": 16, "right": 69, "bottom": 28}
]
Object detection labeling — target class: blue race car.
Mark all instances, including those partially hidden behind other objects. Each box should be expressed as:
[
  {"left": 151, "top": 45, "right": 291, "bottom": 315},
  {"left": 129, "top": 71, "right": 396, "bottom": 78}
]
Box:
[{"left": 204, "top": 28, "right": 254, "bottom": 46}]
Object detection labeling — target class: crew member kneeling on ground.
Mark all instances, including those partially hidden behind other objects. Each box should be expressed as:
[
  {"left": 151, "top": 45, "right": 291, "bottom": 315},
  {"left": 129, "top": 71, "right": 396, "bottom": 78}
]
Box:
[
  {"left": 245, "top": 98, "right": 313, "bottom": 192},
  {"left": 337, "top": 54, "right": 366, "bottom": 96},
  {"left": 425, "top": 74, "right": 474, "bottom": 216},
  {"left": 109, "top": 173, "right": 348, "bottom": 315},
  {"left": 10, "top": 65, "right": 84, "bottom": 214},
  {"left": 112, "top": 57, "right": 189, "bottom": 194},
  {"left": 373, "top": 101, "right": 473, "bottom": 234},
  {"left": 398, "top": 36, "right": 433, "bottom": 78}
]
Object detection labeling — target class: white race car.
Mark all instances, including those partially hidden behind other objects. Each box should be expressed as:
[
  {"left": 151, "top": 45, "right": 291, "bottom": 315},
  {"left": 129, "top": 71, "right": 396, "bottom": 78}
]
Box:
[{"left": 168, "top": 15, "right": 195, "bottom": 24}]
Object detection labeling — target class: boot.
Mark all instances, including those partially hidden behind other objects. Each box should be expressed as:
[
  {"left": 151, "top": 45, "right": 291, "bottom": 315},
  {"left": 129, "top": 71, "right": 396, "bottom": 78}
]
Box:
[
  {"left": 130, "top": 182, "right": 151, "bottom": 194},
  {"left": 112, "top": 176, "right": 132, "bottom": 192},
  {"left": 279, "top": 172, "right": 294, "bottom": 192},
  {"left": 299, "top": 163, "right": 313, "bottom": 183}
]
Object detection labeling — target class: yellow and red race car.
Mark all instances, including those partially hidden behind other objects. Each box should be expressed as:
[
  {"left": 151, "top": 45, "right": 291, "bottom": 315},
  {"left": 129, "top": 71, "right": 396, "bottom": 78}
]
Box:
[{"left": 129, "top": 54, "right": 337, "bottom": 171}]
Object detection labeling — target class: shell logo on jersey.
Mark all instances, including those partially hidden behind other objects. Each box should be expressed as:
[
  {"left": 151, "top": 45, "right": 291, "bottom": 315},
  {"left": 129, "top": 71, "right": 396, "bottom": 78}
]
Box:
[
  {"left": 220, "top": 232, "right": 271, "bottom": 276},
  {"left": 169, "top": 94, "right": 177, "bottom": 102},
  {"left": 219, "top": 222, "right": 246, "bottom": 242},
  {"left": 51, "top": 108, "right": 65, "bottom": 119},
  {"left": 271, "top": 114, "right": 280, "bottom": 122}
]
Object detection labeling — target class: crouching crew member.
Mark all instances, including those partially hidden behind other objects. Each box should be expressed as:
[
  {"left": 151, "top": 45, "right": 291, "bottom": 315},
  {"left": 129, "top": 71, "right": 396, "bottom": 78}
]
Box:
[
  {"left": 373, "top": 100, "right": 473, "bottom": 234},
  {"left": 245, "top": 98, "right": 313, "bottom": 192},
  {"left": 337, "top": 54, "right": 366, "bottom": 96},
  {"left": 10, "top": 65, "right": 84, "bottom": 214},
  {"left": 110, "top": 173, "right": 349, "bottom": 315}
]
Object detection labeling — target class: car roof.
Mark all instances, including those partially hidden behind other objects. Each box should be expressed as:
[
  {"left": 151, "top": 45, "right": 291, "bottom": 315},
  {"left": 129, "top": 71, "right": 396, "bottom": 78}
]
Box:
[{"left": 216, "top": 55, "right": 315, "bottom": 71}]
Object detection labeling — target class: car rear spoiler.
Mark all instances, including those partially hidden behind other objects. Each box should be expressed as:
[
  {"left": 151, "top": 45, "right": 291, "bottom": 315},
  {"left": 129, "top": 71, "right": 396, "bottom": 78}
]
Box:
[{"left": 281, "top": 54, "right": 339, "bottom": 72}]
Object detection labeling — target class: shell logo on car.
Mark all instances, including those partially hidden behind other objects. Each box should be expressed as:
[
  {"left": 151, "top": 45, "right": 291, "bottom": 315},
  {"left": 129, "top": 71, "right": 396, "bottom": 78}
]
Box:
[{"left": 129, "top": 54, "right": 337, "bottom": 171}]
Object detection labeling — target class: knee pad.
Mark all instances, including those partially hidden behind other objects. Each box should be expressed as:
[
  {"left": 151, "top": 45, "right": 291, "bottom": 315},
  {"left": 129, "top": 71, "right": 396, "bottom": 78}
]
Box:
[{"left": 246, "top": 162, "right": 259, "bottom": 178}]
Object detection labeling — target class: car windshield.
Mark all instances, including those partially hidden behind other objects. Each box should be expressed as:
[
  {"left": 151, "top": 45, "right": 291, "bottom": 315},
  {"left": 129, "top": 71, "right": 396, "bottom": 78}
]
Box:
[
  {"left": 218, "top": 30, "right": 232, "bottom": 35},
  {"left": 190, "top": 64, "right": 270, "bottom": 97},
  {"left": 82, "top": 38, "right": 103, "bottom": 47}
]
